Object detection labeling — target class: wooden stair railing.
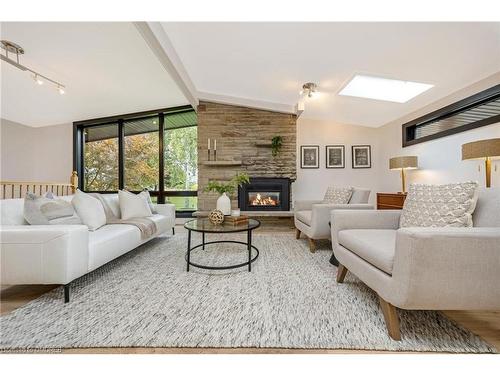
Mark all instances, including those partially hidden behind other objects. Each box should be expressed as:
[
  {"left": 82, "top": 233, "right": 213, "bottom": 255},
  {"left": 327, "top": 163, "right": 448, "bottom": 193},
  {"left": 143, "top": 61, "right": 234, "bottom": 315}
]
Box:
[{"left": 0, "top": 171, "right": 78, "bottom": 199}]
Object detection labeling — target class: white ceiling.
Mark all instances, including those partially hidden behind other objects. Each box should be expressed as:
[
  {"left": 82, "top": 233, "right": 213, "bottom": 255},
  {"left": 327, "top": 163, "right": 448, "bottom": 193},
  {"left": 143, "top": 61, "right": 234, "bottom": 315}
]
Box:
[
  {"left": 1, "top": 22, "right": 188, "bottom": 127},
  {"left": 162, "top": 22, "right": 500, "bottom": 127}
]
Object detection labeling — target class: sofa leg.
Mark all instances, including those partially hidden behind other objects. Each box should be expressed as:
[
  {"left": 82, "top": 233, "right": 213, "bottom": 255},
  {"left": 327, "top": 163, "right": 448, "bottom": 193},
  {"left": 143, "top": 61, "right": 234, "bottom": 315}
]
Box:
[
  {"left": 308, "top": 238, "right": 316, "bottom": 253},
  {"left": 378, "top": 296, "right": 401, "bottom": 341},
  {"left": 295, "top": 228, "right": 301, "bottom": 239},
  {"left": 336, "top": 264, "right": 348, "bottom": 283},
  {"left": 64, "top": 284, "right": 70, "bottom": 303}
]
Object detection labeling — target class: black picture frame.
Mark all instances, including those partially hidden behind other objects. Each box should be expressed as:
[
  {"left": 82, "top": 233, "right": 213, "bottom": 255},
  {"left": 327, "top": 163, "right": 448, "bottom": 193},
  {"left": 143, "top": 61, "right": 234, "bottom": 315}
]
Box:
[
  {"left": 300, "top": 145, "right": 320, "bottom": 169},
  {"left": 351, "top": 145, "right": 371, "bottom": 168},
  {"left": 325, "top": 145, "right": 345, "bottom": 168}
]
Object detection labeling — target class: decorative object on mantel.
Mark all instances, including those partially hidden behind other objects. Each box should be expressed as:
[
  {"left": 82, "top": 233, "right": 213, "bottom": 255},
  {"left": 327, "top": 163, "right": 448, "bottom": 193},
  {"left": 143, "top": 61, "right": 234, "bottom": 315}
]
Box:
[
  {"left": 271, "top": 135, "right": 283, "bottom": 157},
  {"left": 203, "top": 172, "right": 250, "bottom": 215},
  {"left": 389, "top": 156, "right": 418, "bottom": 193},
  {"left": 352, "top": 145, "right": 371, "bottom": 168},
  {"left": 207, "top": 138, "right": 218, "bottom": 161},
  {"left": 300, "top": 145, "right": 319, "bottom": 168},
  {"left": 326, "top": 145, "right": 345, "bottom": 168},
  {"left": 462, "top": 138, "right": 500, "bottom": 188},
  {"left": 208, "top": 209, "right": 224, "bottom": 225},
  {"left": 207, "top": 138, "right": 211, "bottom": 161}
]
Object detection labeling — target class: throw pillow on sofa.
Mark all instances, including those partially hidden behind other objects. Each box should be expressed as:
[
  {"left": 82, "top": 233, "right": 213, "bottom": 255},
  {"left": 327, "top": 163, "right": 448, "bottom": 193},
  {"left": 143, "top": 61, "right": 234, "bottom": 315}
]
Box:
[
  {"left": 323, "top": 186, "right": 353, "bottom": 204},
  {"left": 119, "top": 190, "right": 153, "bottom": 220},
  {"left": 23, "top": 192, "right": 82, "bottom": 225},
  {"left": 72, "top": 189, "right": 107, "bottom": 231},
  {"left": 400, "top": 181, "right": 479, "bottom": 228},
  {"left": 140, "top": 190, "right": 157, "bottom": 214}
]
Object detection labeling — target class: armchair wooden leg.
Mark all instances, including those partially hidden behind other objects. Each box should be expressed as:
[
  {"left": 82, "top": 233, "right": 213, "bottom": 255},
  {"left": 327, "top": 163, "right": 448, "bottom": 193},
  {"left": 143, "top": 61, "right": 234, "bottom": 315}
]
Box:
[
  {"left": 295, "top": 228, "right": 301, "bottom": 239},
  {"left": 336, "top": 264, "right": 348, "bottom": 283},
  {"left": 378, "top": 296, "right": 401, "bottom": 341},
  {"left": 308, "top": 238, "right": 316, "bottom": 253}
]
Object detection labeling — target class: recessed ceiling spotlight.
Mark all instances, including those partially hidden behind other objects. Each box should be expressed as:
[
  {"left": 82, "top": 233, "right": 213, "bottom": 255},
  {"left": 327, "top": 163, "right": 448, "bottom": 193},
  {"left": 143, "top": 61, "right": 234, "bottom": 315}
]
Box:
[
  {"left": 57, "top": 85, "right": 65, "bottom": 95},
  {"left": 339, "top": 75, "right": 433, "bottom": 103},
  {"left": 300, "top": 82, "right": 318, "bottom": 98}
]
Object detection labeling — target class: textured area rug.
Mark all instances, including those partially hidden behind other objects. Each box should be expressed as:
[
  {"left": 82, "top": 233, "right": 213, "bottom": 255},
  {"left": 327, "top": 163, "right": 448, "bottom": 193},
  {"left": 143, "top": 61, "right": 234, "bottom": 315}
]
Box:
[{"left": 0, "top": 232, "right": 495, "bottom": 352}]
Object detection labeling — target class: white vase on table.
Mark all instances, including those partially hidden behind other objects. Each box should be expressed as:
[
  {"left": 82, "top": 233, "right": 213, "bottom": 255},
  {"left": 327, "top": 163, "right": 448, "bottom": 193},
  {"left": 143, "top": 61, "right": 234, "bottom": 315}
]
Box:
[{"left": 216, "top": 192, "right": 231, "bottom": 215}]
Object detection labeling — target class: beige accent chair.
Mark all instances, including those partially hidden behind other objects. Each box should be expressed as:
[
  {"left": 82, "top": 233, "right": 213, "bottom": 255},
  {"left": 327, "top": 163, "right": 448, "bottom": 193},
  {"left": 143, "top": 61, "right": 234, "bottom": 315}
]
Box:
[
  {"left": 331, "top": 187, "right": 500, "bottom": 340},
  {"left": 295, "top": 188, "right": 373, "bottom": 252}
]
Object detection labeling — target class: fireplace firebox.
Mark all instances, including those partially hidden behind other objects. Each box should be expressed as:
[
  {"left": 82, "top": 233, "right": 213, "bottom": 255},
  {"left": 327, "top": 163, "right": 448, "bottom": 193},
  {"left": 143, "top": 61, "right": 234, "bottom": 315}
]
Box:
[{"left": 238, "top": 177, "right": 290, "bottom": 211}]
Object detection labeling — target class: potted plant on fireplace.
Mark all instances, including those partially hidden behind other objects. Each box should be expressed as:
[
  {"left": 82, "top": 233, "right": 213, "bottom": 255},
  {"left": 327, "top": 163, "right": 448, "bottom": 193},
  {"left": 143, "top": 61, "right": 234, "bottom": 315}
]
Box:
[
  {"left": 271, "top": 135, "right": 283, "bottom": 157},
  {"left": 204, "top": 172, "right": 250, "bottom": 215}
]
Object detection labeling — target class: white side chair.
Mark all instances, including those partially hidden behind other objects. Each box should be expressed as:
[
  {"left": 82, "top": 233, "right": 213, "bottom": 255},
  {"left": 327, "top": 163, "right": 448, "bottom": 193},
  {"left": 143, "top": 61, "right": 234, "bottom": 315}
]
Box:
[
  {"left": 330, "top": 188, "right": 500, "bottom": 340},
  {"left": 294, "top": 187, "right": 373, "bottom": 253}
]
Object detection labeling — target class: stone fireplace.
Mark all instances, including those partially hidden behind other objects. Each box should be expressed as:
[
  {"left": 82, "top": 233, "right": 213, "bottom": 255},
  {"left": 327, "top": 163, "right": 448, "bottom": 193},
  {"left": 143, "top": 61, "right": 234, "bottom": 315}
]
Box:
[
  {"left": 238, "top": 177, "right": 291, "bottom": 211},
  {"left": 197, "top": 101, "right": 297, "bottom": 212}
]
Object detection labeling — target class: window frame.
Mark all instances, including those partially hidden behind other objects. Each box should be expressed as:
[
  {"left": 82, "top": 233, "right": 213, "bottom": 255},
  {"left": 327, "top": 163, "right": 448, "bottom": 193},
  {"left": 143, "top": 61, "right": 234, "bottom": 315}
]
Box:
[
  {"left": 73, "top": 105, "right": 197, "bottom": 215},
  {"left": 402, "top": 84, "right": 500, "bottom": 147}
]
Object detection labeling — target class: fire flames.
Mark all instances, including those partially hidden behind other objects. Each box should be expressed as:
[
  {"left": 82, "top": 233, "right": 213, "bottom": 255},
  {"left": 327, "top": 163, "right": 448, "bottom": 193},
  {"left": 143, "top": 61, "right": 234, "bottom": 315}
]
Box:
[{"left": 251, "top": 193, "right": 278, "bottom": 206}]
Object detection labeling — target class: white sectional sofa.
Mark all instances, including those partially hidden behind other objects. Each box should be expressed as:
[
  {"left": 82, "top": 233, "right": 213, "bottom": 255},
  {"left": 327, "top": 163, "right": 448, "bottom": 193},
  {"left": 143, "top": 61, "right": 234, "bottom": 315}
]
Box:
[{"left": 0, "top": 194, "right": 175, "bottom": 302}]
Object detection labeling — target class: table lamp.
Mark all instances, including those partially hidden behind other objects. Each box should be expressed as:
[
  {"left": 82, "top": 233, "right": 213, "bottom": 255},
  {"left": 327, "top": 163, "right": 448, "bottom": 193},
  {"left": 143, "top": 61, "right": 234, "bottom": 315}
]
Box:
[
  {"left": 462, "top": 138, "right": 500, "bottom": 188},
  {"left": 389, "top": 156, "right": 418, "bottom": 193}
]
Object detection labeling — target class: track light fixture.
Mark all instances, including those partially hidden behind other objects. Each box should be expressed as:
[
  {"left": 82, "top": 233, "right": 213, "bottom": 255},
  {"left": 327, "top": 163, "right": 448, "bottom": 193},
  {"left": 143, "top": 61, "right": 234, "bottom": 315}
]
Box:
[
  {"left": 299, "top": 82, "right": 318, "bottom": 98},
  {"left": 1, "top": 40, "right": 67, "bottom": 94}
]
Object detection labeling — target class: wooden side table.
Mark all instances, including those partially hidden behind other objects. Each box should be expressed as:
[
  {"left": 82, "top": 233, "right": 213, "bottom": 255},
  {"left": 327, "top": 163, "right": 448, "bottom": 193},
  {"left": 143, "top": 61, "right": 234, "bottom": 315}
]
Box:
[{"left": 377, "top": 193, "right": 407, "bottom": 210}]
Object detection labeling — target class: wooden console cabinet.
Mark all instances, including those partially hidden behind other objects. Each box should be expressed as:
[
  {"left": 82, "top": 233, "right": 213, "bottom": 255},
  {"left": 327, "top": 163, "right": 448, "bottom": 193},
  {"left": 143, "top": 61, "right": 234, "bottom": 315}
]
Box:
[{"left": 377, "top": 193, "right": 407, "bottom": 210}]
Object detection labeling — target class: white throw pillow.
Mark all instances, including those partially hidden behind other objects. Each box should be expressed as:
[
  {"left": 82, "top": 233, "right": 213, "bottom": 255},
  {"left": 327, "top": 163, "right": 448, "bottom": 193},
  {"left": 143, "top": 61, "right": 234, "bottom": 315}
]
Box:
[
  {"left": 119, "top": 190, "right": 153, "bottom": 220},
  {"left": 71, "top": 189, "right": 106, "bottom": 231},
  {"left": 400, "top": 181, "right": 479, "bottom": 228},
  {"left": 24, "top": 192, "right": 82, "bottom": 225},
  {"left": 323, "top": 186, "right": 353, "bottom": 204},
  {"left": 140, "top": 190, "right": 157, "bottom": 214}
]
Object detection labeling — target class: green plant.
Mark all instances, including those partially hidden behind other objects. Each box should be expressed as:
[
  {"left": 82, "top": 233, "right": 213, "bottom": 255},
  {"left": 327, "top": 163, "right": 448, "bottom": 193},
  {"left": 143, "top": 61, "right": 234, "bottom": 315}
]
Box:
[
  {"left": 271, "top": 135, "right": 283, "bottom": 157},
  {"left": 204, "top": 172, "right": 250, "bottom": 196}
]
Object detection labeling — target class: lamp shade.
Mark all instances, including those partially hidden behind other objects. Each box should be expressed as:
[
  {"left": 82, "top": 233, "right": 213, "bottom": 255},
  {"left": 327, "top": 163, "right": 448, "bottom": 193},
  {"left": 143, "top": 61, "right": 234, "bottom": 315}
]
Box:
[
  {"left": 389, "top": 156, "right": 418, "bottom": 170},
  {"left": 462, "top": 138, "right": 500, "bottom": 160}
]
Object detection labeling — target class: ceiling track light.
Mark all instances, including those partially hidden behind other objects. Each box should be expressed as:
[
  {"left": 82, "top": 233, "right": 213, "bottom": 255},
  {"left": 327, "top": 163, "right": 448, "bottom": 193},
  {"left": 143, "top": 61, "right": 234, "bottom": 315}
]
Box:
[
  {"left": 1, "top": 40, "right": 66, "bottom": 95},
  {"left": 300, "top": 82, "right": 317, "bottom": 98}
]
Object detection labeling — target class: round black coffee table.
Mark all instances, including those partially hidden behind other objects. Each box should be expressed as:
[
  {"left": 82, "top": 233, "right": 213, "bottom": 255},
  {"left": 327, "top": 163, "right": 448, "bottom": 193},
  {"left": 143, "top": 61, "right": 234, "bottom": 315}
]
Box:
[{"left": 184, "top": 218, "right": 261, "bottom": 272}]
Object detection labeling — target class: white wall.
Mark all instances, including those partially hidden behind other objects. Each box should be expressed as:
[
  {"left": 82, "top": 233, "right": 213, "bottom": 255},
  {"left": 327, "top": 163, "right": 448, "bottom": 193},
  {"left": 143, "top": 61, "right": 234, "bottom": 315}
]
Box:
[
  {"left": 294, "top": 118, "right": 380, "bottom": 204},
  {"left": 377, "top": 72, "right": 500, "bottom": 191},
  {"left": 294, "top": 72, "right": 500, "bottom": 204},
  {"left": 377, "top": 121, "right": 500, "bottom": 192},
  {"left": 0, "top": 118, "right": 73, "bottom": 183}
]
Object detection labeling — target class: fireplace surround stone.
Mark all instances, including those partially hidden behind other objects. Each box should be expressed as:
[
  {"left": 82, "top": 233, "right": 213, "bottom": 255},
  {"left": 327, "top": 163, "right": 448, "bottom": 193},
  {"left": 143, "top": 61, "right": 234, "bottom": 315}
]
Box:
[{"left": 197, "top": 101, "right": 297, "bottom": 212}]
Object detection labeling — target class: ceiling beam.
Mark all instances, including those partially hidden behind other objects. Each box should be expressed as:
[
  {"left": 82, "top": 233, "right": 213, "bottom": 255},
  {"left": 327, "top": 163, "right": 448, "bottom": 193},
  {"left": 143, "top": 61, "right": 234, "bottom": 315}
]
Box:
[
  {"left": 198, "top": 91, "right": 296, "bottom": 115},
  {"left": 134, "top": 22, "right": 199, "bottom": 110}
]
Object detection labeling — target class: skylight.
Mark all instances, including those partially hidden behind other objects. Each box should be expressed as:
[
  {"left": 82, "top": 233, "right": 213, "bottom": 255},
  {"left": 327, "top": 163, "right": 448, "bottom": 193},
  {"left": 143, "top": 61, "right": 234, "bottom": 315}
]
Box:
[{"left": 339, "top": 75, "right": 433, "bottom": 103}]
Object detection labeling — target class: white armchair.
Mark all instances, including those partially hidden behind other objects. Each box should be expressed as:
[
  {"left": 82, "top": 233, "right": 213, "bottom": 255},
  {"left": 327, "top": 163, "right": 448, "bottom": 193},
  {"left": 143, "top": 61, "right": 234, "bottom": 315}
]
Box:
[
  {"left": 294, "top": 187, "right": 373, "bottom": 252},
  {"left": 330, "top": 188, "right": 500, "bottom": 340}
]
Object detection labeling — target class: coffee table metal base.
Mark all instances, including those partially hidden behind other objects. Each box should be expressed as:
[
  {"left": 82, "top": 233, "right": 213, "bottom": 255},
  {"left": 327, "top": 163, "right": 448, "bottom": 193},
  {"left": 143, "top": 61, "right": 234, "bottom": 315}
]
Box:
[
  {"left": 184, "top": 219, "right": 261, "bottom": 272},
  {"left": 186, "top": 240, "right": 259, "bottom": 271}
]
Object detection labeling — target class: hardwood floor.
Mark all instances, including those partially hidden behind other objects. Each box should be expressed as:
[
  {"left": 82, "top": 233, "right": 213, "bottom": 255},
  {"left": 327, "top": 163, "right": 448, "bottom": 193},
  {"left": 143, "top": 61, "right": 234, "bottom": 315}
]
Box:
[{"left": 1, "top": 225, "right": 499, "bottom": 354}]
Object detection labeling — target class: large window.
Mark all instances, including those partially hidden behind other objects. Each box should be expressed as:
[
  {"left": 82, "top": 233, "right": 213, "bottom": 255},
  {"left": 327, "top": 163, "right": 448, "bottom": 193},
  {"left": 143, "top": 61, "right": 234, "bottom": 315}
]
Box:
[
  {"left": 83, "top": 124, "right": 119, "bottom": 191},
  {"left": 164, "top": 111, "right": 198, "bottom": 212},
  {"left": 124, "top": 117, "right": 160, "bottom": 191},
  {"left": 74, "top": 106, "right": 197, "bottom": 214}
]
